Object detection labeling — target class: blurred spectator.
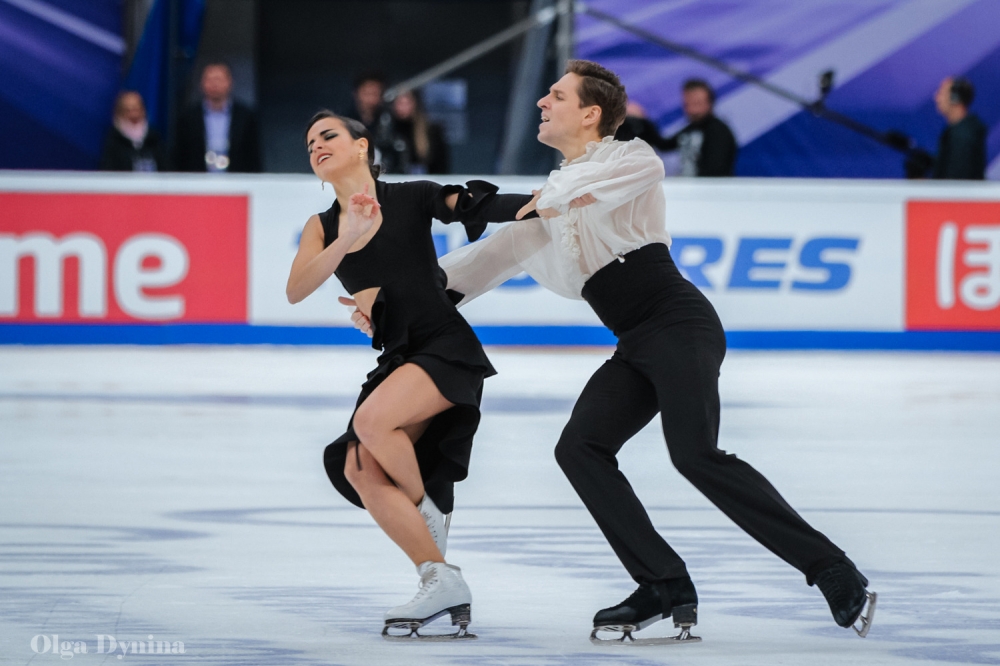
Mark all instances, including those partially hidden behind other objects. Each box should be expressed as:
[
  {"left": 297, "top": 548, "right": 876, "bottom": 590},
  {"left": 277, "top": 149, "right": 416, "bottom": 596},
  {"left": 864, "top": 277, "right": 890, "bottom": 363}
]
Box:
[
  {"left": 617, "top": 79, "right": 737, "bottom": 177},
  {"left": 343, "top": 70, "right": 395, "bottom": 167},
  {"left": 344, "top": 71, "right": 391, "bottom": 134},
  {"left": 615, "top": 101, "right": 667, "bottom": 147},
  {"left": 100, "top": 91, "right": 164, "bottom": 172},
  {"left": 173, "top": 62, "right": 262, "bottom": 172},
  {"left": 384, "top": 89, "right": 450, "bottom": 174},
  {"left": 932, "top": 77, "right": 986, "bottom": 180}
]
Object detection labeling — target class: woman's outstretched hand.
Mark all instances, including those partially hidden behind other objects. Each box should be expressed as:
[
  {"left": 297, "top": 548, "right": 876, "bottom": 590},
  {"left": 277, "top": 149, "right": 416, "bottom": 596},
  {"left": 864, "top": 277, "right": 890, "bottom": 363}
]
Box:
[
  {"left": 345, "top": 184, "right": 380, "bottom": 240},
  {"left": 338, "top": 296, "right": 372, "bottom": 337},
  {"left": 516, "top": 189, "right": 582, "bottom": 220},
  {"left": 515, "top": 190, "right": 541, "bottom": 220},
  {"left": 517, "top": 189, "right": 560, "bottom": 220}
]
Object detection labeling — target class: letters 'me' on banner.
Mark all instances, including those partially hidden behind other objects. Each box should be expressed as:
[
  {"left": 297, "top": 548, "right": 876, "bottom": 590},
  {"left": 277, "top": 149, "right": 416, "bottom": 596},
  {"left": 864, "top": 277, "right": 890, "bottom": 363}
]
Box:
[
  {"left": 907, "top": 201, "right": 1000, "bottom": 331},
  {"left": 0, "top": 193, "right": 248, "bottom": 323}
]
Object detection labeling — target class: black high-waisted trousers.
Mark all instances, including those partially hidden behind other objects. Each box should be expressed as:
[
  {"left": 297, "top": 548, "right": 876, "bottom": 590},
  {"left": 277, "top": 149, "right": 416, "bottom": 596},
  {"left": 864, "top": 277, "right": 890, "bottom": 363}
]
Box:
[{"left": 555, "top": 243, "right": 847, "bottom": 585}]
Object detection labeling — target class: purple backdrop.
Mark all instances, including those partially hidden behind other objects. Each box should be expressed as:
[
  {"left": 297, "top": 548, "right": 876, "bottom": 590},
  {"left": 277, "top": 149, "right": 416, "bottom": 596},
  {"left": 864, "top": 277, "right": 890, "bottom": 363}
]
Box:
[
  {"left": 577, "top": 0, "right": 1000, "bottom": 179},
  {"left": 0, "top": 0, "right": 123, "bottom": 169}
]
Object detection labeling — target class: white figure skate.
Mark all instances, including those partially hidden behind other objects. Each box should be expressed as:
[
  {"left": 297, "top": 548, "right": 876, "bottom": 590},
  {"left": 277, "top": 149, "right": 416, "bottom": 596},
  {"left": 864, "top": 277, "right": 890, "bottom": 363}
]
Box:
[
  {"left": 417, "top": 494, "right": 451, "bottom": 558},
  {"left": 383, "top": 562, "right": 475, "bottom": 641}
]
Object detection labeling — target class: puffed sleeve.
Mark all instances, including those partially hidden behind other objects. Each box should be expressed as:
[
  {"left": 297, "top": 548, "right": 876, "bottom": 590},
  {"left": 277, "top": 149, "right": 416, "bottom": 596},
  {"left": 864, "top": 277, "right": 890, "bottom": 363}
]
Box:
[
  {"left": 438, "top": 223, "right": 526, "bottom": 305},
  {"left": 438, "top": 217, "right": 565, "bottom": 305},
  {"left": 536, "top": 140, "right": 665, "bottom": 216},
  {"left": 432, "top": 180, "right": 537, "bottom": 241}
]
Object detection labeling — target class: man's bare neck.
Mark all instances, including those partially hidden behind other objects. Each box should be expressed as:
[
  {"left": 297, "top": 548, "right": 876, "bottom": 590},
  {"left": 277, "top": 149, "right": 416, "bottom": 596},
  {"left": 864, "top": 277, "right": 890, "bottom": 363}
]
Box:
[{"left": 558, "top": 133, "right": 604, "bottom": 164}]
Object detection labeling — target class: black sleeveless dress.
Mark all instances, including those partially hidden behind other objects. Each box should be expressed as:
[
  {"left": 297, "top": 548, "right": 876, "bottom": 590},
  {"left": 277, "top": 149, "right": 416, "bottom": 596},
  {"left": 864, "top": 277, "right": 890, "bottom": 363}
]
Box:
[{"left": 320, "top": 179, "right": 532, "bottom": 514}]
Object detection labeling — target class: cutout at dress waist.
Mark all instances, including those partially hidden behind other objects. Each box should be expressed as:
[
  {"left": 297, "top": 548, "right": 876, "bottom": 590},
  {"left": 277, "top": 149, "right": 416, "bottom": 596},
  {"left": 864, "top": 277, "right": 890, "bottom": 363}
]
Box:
[{"left": 352, "top": 286, "right": 381, "bottom": 320}]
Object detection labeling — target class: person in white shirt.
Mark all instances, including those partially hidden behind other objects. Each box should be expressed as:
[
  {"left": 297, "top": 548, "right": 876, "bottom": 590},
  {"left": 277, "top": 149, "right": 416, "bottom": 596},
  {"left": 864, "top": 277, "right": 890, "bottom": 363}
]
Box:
[{"left": 348, "top": 60, "right": 876, "bottom": 641}]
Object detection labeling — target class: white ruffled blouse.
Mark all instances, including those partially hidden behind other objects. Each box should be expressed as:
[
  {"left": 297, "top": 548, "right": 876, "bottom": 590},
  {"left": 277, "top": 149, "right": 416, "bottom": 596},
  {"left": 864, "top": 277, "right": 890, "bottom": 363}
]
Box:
[{"left": 439, "top": 137, "right": 670, "bottom": 302}]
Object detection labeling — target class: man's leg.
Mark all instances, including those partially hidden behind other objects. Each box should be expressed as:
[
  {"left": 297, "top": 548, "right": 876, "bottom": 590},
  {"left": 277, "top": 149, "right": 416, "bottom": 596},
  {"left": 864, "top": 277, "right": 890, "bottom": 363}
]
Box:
[
  {"left": 636, "top": 327, "right": 846, "bottom": 581},
  {"left": 555, "top": 353, "right": 689, "bottom": 583}
]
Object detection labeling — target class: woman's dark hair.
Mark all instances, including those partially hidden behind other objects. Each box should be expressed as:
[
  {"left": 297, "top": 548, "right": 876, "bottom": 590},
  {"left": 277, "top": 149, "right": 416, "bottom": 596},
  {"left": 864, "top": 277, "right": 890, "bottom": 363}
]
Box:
[
  {"left": 304, "top": 110, "right": 381, "bottom": 179},
  {"left": 394, "top": 89, "right": 432, "bottom": 163}
]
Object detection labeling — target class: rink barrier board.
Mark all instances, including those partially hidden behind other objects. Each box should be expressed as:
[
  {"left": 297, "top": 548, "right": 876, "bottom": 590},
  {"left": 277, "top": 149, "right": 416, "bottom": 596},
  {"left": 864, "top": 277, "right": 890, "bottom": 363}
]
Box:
[
  {"left": 2, "top": 324, "right": 1000, "bottom": 351},
  {"left": 3, "top": 173, "right": 1000, "bottom": 345}
]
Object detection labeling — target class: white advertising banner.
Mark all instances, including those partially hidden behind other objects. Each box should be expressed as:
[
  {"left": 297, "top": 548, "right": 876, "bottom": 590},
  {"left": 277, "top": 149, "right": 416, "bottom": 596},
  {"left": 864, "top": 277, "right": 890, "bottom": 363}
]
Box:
[
  {"left": 661, "top": 182, "right": 905, "bottom": 331},
  {"left": 244, "top": 175, "right": 607, "bottom": 327},
  {"left": 3, "top": 171, "right": 1000, "bottom": 343}
]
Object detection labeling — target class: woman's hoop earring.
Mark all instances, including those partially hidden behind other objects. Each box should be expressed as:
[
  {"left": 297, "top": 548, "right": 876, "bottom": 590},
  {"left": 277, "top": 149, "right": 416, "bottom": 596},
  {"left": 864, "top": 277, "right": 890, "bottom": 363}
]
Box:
[{"left": 359, "top": 150, "right": 365, "bottom": 161}]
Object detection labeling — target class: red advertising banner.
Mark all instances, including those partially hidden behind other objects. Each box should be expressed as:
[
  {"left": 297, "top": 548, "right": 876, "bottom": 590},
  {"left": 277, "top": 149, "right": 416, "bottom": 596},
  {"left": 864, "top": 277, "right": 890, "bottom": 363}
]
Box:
[
  {"left": 0, "top": 193, "right": 248, "bottom": 323},
  {"left": 907, "top": 201, "right": 1000, "bottom": 331}
]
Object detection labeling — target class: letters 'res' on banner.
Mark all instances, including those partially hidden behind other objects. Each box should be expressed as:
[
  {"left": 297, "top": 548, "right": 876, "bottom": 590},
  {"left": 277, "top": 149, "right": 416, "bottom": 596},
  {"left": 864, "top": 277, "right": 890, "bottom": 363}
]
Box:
[
  {"left": 906, "top": 201, "right": 1000, "bottom": 331},
  {"left": 0, "top": 193, "right": 248, "bottom": 323}
]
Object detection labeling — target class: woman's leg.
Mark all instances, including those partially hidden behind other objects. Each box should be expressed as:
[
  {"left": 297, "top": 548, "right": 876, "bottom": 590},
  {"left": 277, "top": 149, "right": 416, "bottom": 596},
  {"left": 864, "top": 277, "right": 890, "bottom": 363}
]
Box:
[
  {"left": 346, "top": 442, "right": 446, "bottom": 566},
  {"left": 344, "top": 363, "right": 454, "bottom": 566}
]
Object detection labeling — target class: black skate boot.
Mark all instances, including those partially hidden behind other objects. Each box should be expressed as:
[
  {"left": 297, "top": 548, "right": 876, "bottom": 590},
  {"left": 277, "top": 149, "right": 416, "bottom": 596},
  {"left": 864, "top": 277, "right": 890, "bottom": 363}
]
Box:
[
  {"left": 590, "top": 576, "right": 700, "bottom": 646},
  {"left": 814, "top": 561, "right": 877, "bottom": 637}
]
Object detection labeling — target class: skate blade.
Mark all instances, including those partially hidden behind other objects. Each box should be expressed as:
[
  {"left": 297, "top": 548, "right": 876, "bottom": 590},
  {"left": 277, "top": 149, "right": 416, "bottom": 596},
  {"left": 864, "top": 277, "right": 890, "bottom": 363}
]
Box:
[
  {"left": 852, "top": 591, "right": 877, "bottom": 638},
  {"left": 383, "top": 604, "right": 477, "bottom": 642},
  {"left": 590, "top": 624, "right": 701, "bottom": 646},
  {"left": 382, "top": 625, "right": 477, "bottom": 641}
]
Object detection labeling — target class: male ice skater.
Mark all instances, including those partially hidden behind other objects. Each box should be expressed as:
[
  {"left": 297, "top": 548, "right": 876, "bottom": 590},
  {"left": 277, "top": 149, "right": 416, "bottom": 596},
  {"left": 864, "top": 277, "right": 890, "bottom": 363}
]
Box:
[{"left": 346, "top": 60, "right": 876, "bottom": 643}]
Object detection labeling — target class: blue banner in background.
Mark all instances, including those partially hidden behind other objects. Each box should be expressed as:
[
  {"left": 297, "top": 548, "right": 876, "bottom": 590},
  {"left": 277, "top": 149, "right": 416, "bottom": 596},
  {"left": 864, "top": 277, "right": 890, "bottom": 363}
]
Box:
[
  {"left": 123, "top": 0, "right": 204, "bottom": 133},
  {"left": 0, "top": 0, "right": 123, "bottom": 169},
  {"left": 122, "top": 0, "right": 169, "bottom": 132},
  {"left": 577, "top": 0, "right": 1000, "bottom": 179},
  {"left": 0, "top": 0, "right": 205, "bottom": 170}
]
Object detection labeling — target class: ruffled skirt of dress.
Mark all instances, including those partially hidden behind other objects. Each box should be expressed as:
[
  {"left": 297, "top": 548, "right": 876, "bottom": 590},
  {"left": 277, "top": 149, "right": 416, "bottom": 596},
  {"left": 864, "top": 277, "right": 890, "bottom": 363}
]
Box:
[{"left": 323, "top": 302, "right": 495, "bottom": 515}]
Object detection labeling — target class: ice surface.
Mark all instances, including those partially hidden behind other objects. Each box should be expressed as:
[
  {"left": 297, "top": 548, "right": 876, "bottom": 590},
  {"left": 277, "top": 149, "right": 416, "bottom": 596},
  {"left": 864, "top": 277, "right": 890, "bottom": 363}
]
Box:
[{"left": 2, "top": 347, "right": 999, "bottom": 665}]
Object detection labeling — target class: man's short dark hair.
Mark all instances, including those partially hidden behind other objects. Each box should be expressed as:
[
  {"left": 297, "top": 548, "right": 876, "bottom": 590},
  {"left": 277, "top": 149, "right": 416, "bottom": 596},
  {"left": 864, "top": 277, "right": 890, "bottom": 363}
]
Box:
[
  {"left": 564, "top": 59, "right": 628, "bottom": 137},
  {"left": 950, "top": 77, "right": 975, "bottom": 107},
  {"left": 682, "top": 78, "right": 715, "bottom": 104},
  {"left": 353, "top": 70, "right": 387, "bottom": 91}
]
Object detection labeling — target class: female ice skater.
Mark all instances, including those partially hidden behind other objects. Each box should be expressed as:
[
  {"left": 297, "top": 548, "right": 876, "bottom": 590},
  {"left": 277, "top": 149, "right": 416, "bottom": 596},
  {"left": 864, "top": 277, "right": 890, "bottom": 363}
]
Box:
[
  {"left": 287, "top": 111, "right": 532, "bottom": 639},
  {"left": 434, "top": 61, "right": 877, "bottom": 643}
]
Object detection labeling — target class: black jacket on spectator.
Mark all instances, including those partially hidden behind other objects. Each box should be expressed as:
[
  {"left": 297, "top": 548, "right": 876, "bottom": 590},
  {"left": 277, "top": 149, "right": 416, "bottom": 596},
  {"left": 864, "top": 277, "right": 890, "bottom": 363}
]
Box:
[
  {"left": 618, "top": 113, "right": 737, "bottom": 177},
  {"left": 615, "top": 115, "right": 666, "bottom": 149},
  {"left": 663, "top": 114, "right": 738, "bottom": 177},
  {"left": 383, "top": 118, "right": 450, "bottom": 175},
  {"left": 173, "top": 101, "right": 262, "bottom": 172},
  {"left": 100, "top": 127, "right": 165, "bottom": 172},
  {"left": 933, "top": 114, "right": 987, "bottom": 180}
]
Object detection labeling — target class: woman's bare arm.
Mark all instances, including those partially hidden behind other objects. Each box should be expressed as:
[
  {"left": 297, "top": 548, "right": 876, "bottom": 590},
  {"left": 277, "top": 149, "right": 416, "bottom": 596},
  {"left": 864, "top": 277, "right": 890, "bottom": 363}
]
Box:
[
  {"left": 286, "top": 187, "right": 380, "bottom": 304},
  {"left": 286, "top": 215, "right": 353, "bottom": 303}
]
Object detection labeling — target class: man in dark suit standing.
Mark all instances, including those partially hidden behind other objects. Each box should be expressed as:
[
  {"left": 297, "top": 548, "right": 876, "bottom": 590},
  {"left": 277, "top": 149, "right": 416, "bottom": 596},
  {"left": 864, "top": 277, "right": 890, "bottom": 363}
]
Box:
[
  {"left": 933, "top": 77, "right": 987, "bottom": 180},
  {"left": 173, "top": 62, "right": 262, "bottom": 173}
]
